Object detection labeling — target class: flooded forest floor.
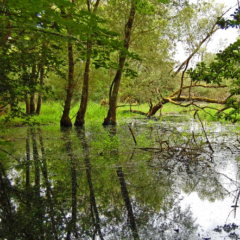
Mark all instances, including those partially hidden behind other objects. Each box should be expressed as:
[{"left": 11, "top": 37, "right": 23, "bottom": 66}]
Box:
[{"left": 1, "top": 117, "right": 240, "bottom": 239}]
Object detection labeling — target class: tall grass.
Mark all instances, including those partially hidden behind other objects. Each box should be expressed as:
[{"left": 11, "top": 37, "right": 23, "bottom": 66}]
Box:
[{"left": 0, "top": 101, "right": 234, "bottom": 127}]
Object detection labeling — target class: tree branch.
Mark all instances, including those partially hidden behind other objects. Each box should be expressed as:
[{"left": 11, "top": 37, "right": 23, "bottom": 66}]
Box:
[{"left": 168, "top": 84, "right": 227, "bottom": 98}]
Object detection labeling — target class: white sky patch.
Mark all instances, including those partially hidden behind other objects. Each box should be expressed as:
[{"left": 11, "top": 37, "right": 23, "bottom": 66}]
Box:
[{"left": 175, "top": 0, "right": 239, "bottom": 63}]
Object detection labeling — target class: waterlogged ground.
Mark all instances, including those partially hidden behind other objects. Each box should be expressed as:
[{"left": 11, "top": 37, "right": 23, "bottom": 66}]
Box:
[{"left": 1, "top": 118, "right": 240, "bottom": 239}]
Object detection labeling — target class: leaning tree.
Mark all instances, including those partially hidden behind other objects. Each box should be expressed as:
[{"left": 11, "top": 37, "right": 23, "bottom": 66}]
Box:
[{"left": 129, "top": 1, "right": 238, "bottom": 120}]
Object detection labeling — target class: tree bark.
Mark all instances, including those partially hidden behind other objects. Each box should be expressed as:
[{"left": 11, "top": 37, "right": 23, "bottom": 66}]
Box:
[
  {"left": 75, "top": 0, "right": 100, "bottom": 126},
  {"left": 30, "top": 64, "right": 37, "bottom": 114},
  {"left": 36, "top": 63, "right": 44, "bottom": 115},
  {"left": 25, "top": 94, "right": 30, "bottom": 115},
  {"left": 146, "top": 101, "right": 163, "bottom": 117},
  {"left": 103, "top": 1, "right": 136, "bottom": 125},
  {"left": 60, "top": 0, "right": 75, "bottom": 127},
  {"left": 30, "top": 93, "right": 36, "bottom": 114},
  {"left": 74, "top": 39, "right": 92, "bottom": 126},
  {"left": 60, "top": 43, "right": 74, "bottom": 127}
]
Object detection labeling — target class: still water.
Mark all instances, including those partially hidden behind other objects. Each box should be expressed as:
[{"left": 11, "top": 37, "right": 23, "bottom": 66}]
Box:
[{"left": 1, "top": 119, "right": 240, "bottom": 239}]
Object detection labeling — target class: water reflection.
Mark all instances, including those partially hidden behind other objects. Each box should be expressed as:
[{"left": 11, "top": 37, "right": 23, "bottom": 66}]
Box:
[
  {"left": 0, "top": 121, "right": 240, "bottom": 239},
  {"left": 76, "top": 127, "right": 104, "bottom": 240}
]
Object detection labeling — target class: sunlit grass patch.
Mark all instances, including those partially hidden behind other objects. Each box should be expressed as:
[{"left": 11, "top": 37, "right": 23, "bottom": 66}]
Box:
[{"left": 0, "top": 101, "right": 238, "bottom": 128}]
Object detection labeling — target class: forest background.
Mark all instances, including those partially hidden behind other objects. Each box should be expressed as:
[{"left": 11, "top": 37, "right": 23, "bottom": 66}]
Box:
[{"left": 1, "top": 0, "right": 240, "bottom": 127}]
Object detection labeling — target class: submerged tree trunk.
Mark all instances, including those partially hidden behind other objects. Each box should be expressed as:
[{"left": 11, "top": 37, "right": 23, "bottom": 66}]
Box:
[
  {"left": 60, "top": 43, "right": 74, "bottom": 127},
  {"left": 75, "top": 0, "right": 100, "bottom": 126},
  {"left": 60, "top": 0, "right": 75, "bottom": 127},
  {"left": 103, "top": 1, "right": 136, "bottom": 125},
  {"left": 74, "top": 39, "right": 91, "bottom": 126}
]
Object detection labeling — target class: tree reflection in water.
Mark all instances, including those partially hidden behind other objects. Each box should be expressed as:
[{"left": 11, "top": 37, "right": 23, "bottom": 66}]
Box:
[{"left": 0, "top": 122, "right": 239, "bottom": 239}]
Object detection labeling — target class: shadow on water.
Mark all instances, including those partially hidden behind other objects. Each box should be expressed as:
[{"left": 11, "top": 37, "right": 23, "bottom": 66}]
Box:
[{"left": 1, "top": 120, "right": 240, "bottom": 239}]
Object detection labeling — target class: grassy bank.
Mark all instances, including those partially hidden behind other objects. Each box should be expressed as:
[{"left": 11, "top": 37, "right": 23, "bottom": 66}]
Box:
[{"left": 0, "top": 101, "right": 233, "bottom": 127}]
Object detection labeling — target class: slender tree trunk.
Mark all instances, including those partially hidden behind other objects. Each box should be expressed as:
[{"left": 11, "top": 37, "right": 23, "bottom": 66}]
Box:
[
  {"left": 74, "top": 39, "right": 92, "bottom": 126},
  {"left": 30, "top": 64, "right": 37, "bottom": 114},
  {"left": 60, "top": 43, "right": 74, "bottom": 127},
  {"left": 60, "top": 0, "right": 75, "bottom": 127},
  {"left": 30, "top": 93, "right": 36, "bottom": 114},
  {"left": 36, "top": 65, "right": 44, "bottom": 115},
  {"left": 103, "top": 1, "right": 136, "bottom": 125},
  {"left": 103, "top": 58, "right": 125, "bottom": 125},
  {"left": 75, "top": 0, "right": 100, "bottom": 126},
  {"left": 26, "top": 94, "right": 30, "bottom": 115}
]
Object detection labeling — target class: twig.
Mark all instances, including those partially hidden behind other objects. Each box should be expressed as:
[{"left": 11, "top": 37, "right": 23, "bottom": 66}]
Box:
[
  {"left": 128, "top": 126, "right": 137, "bottom": 145},
  {"left": 195, "top": 112, "right": 214, "bottom": 153}
]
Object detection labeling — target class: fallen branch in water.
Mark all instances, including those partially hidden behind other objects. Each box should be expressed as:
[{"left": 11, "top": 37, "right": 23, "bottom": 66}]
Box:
[
  {"left": 128, "top": 126, "right": 137, "bottom": 145},
  {"left": 194, "top": 111, "right": 214, "bottom": 153}
]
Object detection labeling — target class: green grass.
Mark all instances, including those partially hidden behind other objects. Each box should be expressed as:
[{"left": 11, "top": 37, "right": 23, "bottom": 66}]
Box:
[{"left": 0, "top": 101, "right": 236, "bottom": 128}]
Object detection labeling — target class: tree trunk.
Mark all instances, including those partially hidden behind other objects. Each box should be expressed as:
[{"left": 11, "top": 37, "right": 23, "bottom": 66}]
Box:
[
  {"left": 103, "top": 61, "right": 125, "bottom": 125},
  {"left": 74, "top": 39, "right": 92, "bottom": 126},
  {"left": 25, "top": 94, "right": 30, "bottom": 115},
  {"left": 60, "top": 43, "right": 74, "bottom": 127},
  {"left": 146, "top": 102, "right": 163, "bottom": 117},
  {"left": 30, "top": 64, "right": 36, "bottom": 114},
  {"left": 30, "top": 93, "right": 36, "bottom": 114},
  {"left": 103, "top": 1, "right": 136, "bottom": 125},
  {"left": 36, "top": 64, "right": 44, "bottom": 115},
  {"left": 75, "top": 0, "right": 100, "bottom": 126}
]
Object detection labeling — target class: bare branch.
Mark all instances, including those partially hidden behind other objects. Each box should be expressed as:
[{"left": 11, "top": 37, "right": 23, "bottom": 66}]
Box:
[
  {"left": 168, "top": 84, "right": 227, "bottom": 98},
  {"left": 173, "top": 6, "right": 233, "bottom": 77},
  {"left": 169, "top": 96, "right": 227, "bottom": 104}
]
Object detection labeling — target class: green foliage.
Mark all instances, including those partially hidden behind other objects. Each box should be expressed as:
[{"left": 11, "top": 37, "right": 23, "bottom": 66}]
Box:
[
  {"left": 0, "top": 0, "right": 126, "bottom": 118},
  {"left": 1, "top": 0, "right": 234, "bottom": 125},
  {"left": 218, "top": 7, "right": 240, "bottom": 29}
]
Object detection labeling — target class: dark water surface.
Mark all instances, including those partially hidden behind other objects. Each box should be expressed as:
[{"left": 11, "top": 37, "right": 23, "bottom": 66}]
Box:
[{"left": 1, "top": 119, "right": 240, "bottom": 239}]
